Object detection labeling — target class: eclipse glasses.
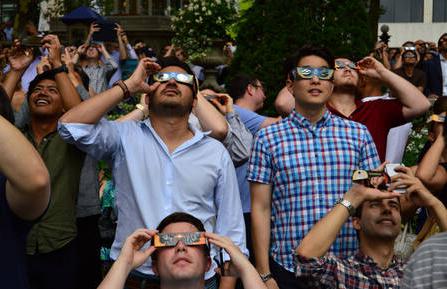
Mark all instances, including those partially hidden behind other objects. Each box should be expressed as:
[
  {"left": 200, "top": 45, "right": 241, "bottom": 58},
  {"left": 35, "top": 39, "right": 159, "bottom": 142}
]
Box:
[
  {"left": 153, "top": 232, "right": 207, "bottom": 248},
  {"left": 290, "top": 66, "right": 334, "bottom": 81}
]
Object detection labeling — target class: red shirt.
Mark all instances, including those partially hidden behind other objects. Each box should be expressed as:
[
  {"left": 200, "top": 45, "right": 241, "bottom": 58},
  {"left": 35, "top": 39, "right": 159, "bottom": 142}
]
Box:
[{"left": 327, "top": 98, "right": 405, "bottom": 161}]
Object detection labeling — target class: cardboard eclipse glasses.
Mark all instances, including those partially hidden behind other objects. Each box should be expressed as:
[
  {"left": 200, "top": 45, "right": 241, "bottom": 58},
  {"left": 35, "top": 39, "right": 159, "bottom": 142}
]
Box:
[{"left": 153, "top": 232, "right": 207, "bottom": 248}]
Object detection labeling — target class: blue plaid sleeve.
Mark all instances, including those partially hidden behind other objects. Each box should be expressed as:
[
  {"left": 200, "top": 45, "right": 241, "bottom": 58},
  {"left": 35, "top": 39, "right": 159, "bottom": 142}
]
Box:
[
  {"left": 247, "top": 131, "right": 273, "bottom": 184},
  {"left": 359, "top": 127, "right": 380, "bottom": 170}
]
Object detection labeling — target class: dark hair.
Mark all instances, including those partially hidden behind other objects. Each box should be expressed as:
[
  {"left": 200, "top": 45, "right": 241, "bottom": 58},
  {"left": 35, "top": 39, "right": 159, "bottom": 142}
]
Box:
[
  {"left": 151, "top": 212, "right": 209, "bottom": 261},
  {"left": 227, "top": 73, "right": 259, "bottom": 101},
  {"left": 289, "top": 44, "right": 335, "bottom": 71},
  {"left": 0, "top": 85, "right": 14, "bottom": 123},
  {"left": 26, "top": 70, "right": 57, "bottom": 100},
  {"left": 73, "top": 64, "right": 90, "bottom": 90}
]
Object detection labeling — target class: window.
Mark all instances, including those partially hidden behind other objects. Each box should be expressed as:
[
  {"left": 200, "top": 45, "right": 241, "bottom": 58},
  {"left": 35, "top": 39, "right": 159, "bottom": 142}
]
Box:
[
  {"left": 380, "top": 0, "right": 423, "bottom": 23},
  {"left": 0, "top": 1, "right": 17, "bottom": 23},
  {"left": 433, "top": 0, "right": 447, "bottom": 22}
]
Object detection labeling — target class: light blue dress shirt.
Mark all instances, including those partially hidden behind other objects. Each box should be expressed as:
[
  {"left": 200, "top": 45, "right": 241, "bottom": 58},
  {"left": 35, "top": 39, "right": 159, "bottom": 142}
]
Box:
[{"left": 58, "top": 119, "right": 247, "bottom": 278}]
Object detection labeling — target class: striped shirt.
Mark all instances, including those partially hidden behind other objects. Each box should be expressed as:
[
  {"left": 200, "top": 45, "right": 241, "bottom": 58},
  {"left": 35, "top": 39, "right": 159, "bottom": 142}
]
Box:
[
  {"left": 248, "top": 110, "right": 380, "bottom": 272},
  {"left": 401, "top": 232, "right": 447, "bottom": 289}
]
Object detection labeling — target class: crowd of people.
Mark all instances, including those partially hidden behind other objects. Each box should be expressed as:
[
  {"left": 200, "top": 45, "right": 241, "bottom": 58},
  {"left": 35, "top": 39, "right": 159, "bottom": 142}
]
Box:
[{"left": 2, "top": 19, "right": 447, "bottom": 289}]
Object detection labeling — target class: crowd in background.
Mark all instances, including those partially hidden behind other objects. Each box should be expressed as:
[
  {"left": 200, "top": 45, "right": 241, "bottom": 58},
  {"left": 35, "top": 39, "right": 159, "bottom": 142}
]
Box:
[{"left": 2, "top": 18, "right": 447, "bottom": 289}]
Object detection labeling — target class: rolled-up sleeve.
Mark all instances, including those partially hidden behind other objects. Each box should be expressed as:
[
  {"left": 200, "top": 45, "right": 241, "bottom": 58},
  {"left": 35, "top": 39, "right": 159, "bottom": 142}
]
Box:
[
  {"left": 222, "top": 111, "right": 253, "bottom": 166},
  {"left": 295, "top": 253, "right": 338, "bottom": 285},
  {"left": 58, "top": 118, "right": 121, "bottom": 161},
  {"left": 214, "top": 149, "right": 248, "bottom": 259}
]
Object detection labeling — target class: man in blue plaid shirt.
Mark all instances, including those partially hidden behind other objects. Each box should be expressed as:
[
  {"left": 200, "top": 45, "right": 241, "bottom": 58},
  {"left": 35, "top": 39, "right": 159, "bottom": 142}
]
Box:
[
  {"left": 295, "top": 166, "right": 447, "bottom": 288},
  {"left": 248, "top": 45, "right": 380, "bottom": 289}
]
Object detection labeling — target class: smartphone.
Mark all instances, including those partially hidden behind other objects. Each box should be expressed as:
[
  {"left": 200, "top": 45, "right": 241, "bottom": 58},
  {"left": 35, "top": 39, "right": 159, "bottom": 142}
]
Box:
[{"left": 385, "top": 163, "right": 406, "bottom": 193}]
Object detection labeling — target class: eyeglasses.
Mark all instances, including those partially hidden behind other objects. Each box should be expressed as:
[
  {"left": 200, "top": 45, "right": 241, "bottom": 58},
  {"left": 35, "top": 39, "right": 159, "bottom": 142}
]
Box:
[
  {"left": 291, "top": 66, "right": 334, "bottom": 81},
  {"left": 251, "top": 82, "right": 265, "bottom": 93},
  {"left": 152, "top": 72, "right": 195, "bottom": 85},
  {"left": 334, "top": 60, "right": 358, "bottom": 71},
  {"left": 153, "top": 232, "right": 207, "bottom": 248}
]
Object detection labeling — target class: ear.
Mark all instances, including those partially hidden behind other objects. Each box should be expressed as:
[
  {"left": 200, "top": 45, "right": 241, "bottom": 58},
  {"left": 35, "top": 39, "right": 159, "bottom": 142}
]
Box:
[
  {"left": 352, "top": 217, "right": 361, "bottom": 231},
  {"left": 152, "top": 259, "right": 159, "bottom": 276},
  {"left": 246, "top": 84, "right": 255, "bottom": 96},
  {"left": 286, "top": 80, "right": 294, "bottom": 95},
  {"left": 205, "top": 256, "right": 211, "bottom": 272}
]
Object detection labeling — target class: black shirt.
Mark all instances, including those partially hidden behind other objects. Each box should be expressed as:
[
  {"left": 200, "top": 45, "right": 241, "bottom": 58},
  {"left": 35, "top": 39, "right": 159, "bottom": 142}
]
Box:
[{"left": 0, "top": 173, "right": 33, "bottom": 289}]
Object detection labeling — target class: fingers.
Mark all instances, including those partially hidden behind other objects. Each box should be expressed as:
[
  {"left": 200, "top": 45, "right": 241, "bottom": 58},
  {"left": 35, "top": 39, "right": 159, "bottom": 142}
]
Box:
[{"left": 374, "top": 161, "right": 389, "bottom": 172}]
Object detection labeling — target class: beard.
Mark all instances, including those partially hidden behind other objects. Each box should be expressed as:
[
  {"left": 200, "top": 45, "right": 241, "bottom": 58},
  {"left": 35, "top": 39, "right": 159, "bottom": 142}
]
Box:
[{"left": 149, "top": 90, "right": 194, "bottom": 118}]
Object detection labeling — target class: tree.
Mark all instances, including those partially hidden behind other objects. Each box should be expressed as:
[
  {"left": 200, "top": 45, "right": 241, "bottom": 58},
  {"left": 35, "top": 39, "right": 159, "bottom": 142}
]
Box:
[{"left": 230, "top": 0, "right": 375, "bottom": 114}]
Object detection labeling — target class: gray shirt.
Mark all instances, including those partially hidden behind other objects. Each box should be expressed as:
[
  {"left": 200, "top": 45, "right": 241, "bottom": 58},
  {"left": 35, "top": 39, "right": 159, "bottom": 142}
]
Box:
[
  {"left": 83, "top": 58, "right": 118, "bottom": 94},
  {"left": 401, "top": 232, "right": 447, "bottom": 289}
]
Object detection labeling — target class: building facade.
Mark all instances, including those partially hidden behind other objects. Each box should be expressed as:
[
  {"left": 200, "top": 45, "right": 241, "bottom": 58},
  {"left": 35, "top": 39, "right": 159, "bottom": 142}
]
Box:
[{"left": 379, "top": 0, "right": 447, "bottom": 46}]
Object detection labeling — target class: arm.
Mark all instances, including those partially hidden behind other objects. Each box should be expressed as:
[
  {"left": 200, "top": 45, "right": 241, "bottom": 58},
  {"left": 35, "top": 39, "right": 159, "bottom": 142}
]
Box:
[
  {"left": 0, "top": 115, "right": 50, "bottom": 220},
  {"left": 391, "top": 166, "right": 447, "bottom": 232},
  {"left": 192, "top": 92, "right": 228, "bottom": 141},
  {"left": 415, "top": 129, "right": 447, "bottom": 192},
  {"left": 117, "top": 94, "right": 149, "bottom": 122},
  {"left": 98, "top": 43, "right": 118, "bottom": 73},
  {"left": 97, "top": 229, "right": 157, "bottom": 289},
  {"left": 297, "top": 184, "right": 400, "bottom": 258},
  {"left": 214, "top": 151, "right": 247, "bottom": 289},
  {"left": 205, "top": 232, "right": 267, "bottom": 289},
  {"left": 2, "top": 48, "right": 34, "bottom": 99},
  {"left": 260, "top": 116, "right": 281, "bottom": 129},
  {"left": 115, "top": 24, "right": 128, "bottom": 61},
  {"left": 60, "top": 58, "right": 160, "bottom": 125},
  {"left": 43, "top": 34, "right": 82, "bottom": 110},
  {"left": 357, "top": 56, "right": 430, "bottom": 120},
  {"left": 85, "top": 22, "right": 100, "bottom": 45},
  {"left": 274, "top": 86, "right": 294, "bottom": 117},
  {"left": 204, "top": 91, "right": 252, "bottom": 166},
  {"left": 250, "top": 182, "right": 279, "bottom": 289}
]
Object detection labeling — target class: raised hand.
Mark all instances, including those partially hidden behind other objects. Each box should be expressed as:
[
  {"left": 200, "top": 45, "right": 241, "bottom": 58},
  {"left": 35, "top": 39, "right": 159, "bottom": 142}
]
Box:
[
  {"left": 124, "top": 57, "right": 161, "bottom": 94},
  {"left": 8, "top": 45, "right": 34, "bottom": 72},
  {"left": 41, "top": 34, "right": 62, "bottom": 68},
  {"left": 117, "top": 229, "right": 157, "bottom": 270},
  {"left": 356, "top": 56, "right": 388, "bottom": 79}
]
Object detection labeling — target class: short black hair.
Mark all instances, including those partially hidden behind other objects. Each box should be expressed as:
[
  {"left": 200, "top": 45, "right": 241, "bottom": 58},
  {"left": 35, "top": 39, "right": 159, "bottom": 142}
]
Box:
[
  {"left": 227, "top": 73, "right": 259, "bottom": 101},
  {"left": 0, "top": 85, "right": 14, "bottom": 123},
  {"left": 26, "top": 70, "right": 57, "bottom": 100},
  {"left": 151, "top": 212, "right": 209, "bottom": 261},
  {"left": 289, "top": 44, "right": 335, "bottom": 70}
]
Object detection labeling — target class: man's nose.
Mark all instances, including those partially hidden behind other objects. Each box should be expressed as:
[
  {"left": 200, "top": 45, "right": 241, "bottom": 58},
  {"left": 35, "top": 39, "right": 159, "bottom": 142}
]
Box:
[{"left": 175, "top": 240, "right": 187, "bottom": 252}]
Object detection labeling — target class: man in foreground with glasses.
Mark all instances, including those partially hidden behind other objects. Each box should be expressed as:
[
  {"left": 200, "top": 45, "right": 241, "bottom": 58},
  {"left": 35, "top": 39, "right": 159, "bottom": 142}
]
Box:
[
  {"left": 98, "top": 212, "right": 266, "bottom": 289},
  {"left": 295, "top": 167, "right": 447, "bottom": 288},
  {"left": 327, "top": 56, "right": 429, "bottom": 161},
  {"left": 249, "top": 45, "right": 380, "bottom": 289},
  {"left": 59, "top": 57, "right": 247, "bottom": 289}
]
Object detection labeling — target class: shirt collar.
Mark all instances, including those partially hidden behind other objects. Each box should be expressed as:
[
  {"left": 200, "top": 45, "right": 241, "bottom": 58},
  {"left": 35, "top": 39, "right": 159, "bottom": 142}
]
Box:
[
  {"left": 289, "top": 108, "right": 332, "bottom": 129},
  {"left": 354, "top": 250, "right": 402, "bottom": 269},
  {"left": 142, "top": 118, "right": 209, "bottom": 154}
]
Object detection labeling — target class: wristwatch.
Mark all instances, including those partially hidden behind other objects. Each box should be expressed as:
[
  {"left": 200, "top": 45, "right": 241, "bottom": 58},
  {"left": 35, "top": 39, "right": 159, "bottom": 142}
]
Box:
[
  {"left": 52, "top": 65, "right": 68, "bottom": 75},
  {"left": 259, "top": 272, "right": 273, "bottom": 283},
  {"left": 136, "top": 104, "right": 149, "bottom": 119},
  {"left": 336, "top": 198, "right": 356, "bottom": 216}
]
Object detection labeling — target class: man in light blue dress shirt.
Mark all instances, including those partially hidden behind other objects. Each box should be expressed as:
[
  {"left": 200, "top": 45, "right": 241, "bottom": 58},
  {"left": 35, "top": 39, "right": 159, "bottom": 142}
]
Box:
[{"left": 58, "top": 57, "right": 246, "bottom": 289}]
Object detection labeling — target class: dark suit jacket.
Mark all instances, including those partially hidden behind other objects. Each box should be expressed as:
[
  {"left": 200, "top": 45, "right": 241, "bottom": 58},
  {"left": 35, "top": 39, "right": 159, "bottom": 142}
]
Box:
[{"left": 422, "top": 54, "right": 444, "bottom": 97}]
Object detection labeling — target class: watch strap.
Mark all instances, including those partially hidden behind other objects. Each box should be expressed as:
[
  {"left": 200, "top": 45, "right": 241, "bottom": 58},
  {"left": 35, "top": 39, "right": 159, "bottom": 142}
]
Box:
[
  {"left": 259, "top": 272, "right": 273, "bottom": 283},
  {"left": 336, "top": 198, "right": 356, "bottom": 216},
  {"left": 113, "top": 80, "right": 131, "bottom": 99}
]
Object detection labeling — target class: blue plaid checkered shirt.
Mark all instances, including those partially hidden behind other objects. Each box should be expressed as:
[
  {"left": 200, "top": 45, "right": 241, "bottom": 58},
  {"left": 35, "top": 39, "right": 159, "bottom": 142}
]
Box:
[{"left": 248, "top": 110, "right": 380, "bottom": 272}]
